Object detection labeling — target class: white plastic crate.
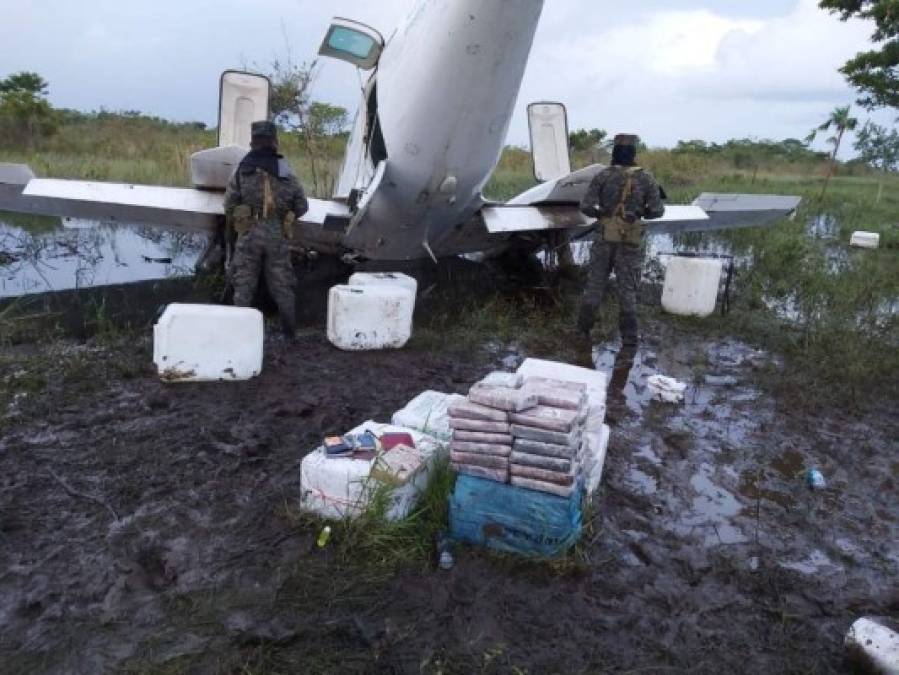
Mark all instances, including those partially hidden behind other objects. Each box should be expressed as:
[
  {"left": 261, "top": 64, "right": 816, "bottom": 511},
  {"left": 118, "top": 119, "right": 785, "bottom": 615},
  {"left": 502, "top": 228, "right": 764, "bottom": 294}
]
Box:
[
  {"left": 661, "top": 257, "right": 723, "bottom": 318},
  {"left": 299, "top": 421, "right": 445, "bottom": 521},
  {"left": 348, "top": 272, "right": 419, "bottom": 296},
  {"left": 327, "top": 284, "right": 415, "bottom": 351},
  {"left": 850, "top": 231, "right": 881, "bottom": 249},
  {"left": 153, "top": 304, "right": 263, "bottom": 382}
]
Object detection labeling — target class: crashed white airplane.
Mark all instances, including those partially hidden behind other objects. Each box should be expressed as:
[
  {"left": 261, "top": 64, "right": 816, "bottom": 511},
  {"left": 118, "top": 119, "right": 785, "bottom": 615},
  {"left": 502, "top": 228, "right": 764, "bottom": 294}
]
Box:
[{"left": 0, "top": 0, "right": 800, "bottom": 263}]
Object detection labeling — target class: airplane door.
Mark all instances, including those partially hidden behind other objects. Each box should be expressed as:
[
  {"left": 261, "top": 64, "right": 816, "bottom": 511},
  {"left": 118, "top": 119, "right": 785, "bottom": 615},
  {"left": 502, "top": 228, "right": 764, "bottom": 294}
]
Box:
[
  {"left": 218, "top": 71, "right": 271, "bottom": 148},
  {"left": 528, "top": 102, "right": 572, "bottom": 183},
  {"left": 318, "top": 18, "right": 385, "bottom": 70}
]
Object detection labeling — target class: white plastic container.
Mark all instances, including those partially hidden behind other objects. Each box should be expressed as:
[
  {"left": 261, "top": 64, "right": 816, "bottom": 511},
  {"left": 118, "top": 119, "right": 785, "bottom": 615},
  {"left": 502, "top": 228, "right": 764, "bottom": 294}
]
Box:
[
  {"left": 661, "top": 257, "right": 724, "bottom": 318},
  {"left": 851, "top": 231, "right": 881, "bottom": 249},
  {"left": 583, "top": 424, "right": 611, "bottom": 496},
  {"left": 348, "top": 272, "right": 419, "bottom": 297},
  {"left": 647, "top": 375, "right": 687, "bottom": 403},
  {"left": 845, "top": 617, "right": 899, "bottom": 675},
  {"left": 327, "top": 284, "right": 415, "bottom": 351},
  {"left": 299, "top": 421, "right": 445, "bottom": 521},
  {"left": 153, "top": 304, "right": 263, "bottom": 382}
]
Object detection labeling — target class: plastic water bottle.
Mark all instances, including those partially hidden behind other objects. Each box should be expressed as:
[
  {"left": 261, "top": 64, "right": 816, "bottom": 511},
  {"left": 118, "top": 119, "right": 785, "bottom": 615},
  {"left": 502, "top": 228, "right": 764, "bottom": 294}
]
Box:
[
  {"left": 317, "top": 526, "right": 332, "bottom": 548},
  {"left": 806, "top": 470, "right": 826, "bottom": 490},
  {"left": 436, "top": 531, "right": 454, "bottom": 570}
]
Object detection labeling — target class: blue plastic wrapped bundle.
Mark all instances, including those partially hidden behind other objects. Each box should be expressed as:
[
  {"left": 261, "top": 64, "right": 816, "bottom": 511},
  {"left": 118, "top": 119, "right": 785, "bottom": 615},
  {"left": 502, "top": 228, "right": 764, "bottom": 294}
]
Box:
[{"left": 449, "top": 474, "right": 582, "bottom": 558}]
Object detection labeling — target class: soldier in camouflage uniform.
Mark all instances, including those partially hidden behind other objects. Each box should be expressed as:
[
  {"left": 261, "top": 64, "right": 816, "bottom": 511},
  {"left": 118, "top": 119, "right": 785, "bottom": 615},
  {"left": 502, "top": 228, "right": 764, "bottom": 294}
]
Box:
[
  {"left": 577, "top": 134, "right": 664, "bottom": 346},
  {"left": 224, "top": 121, "right": 309, "bottom": 338}
]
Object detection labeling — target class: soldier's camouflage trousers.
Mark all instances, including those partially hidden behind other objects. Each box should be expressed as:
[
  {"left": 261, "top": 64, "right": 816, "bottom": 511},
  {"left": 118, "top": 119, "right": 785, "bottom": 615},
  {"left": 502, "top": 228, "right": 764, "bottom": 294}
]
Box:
[
  {"left": 230, "top": 221, "right": 296, "bottom": 334},
  {"left": 581, "top": 239, "right": 644, "bottom": 342}
]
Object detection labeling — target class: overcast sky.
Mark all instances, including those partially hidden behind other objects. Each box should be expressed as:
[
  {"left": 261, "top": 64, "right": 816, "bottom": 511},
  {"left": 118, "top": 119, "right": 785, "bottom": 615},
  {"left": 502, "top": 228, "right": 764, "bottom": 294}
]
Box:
[{"left": 2, "top": 0, "right": 894, "bottom": 156}]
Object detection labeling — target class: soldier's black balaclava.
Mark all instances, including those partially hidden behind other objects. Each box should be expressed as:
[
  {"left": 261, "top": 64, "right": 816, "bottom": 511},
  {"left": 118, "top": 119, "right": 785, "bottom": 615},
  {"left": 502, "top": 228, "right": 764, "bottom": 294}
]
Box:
[
  {"left": 612, "top": 133, "right": 638, "bottom": 166},
  {"left": 242, "top": 121, "right": 281, "bottom": 176},
  {"left": 612, "top": 144, "right": 637, "bottom": 166}
]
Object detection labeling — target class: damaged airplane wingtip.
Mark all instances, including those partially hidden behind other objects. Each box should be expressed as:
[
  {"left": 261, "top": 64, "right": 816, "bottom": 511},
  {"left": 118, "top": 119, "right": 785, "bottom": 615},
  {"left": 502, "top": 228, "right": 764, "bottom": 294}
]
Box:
[
  {"left": 0, "top": 163, "right": 36, "bottom": 185},
  {"left": 0, "top": 163, "right": 38, "bottom": 214}
]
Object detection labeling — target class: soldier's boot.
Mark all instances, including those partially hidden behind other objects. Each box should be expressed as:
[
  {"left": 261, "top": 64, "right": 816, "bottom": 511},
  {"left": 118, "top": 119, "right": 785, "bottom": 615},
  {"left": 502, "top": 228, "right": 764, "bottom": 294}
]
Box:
[
  {"left": 577, "top": 301, "right": 598, "bottom": 339},
  {"left": 619, "top": 313, "right": 639, "bottom": 347}
]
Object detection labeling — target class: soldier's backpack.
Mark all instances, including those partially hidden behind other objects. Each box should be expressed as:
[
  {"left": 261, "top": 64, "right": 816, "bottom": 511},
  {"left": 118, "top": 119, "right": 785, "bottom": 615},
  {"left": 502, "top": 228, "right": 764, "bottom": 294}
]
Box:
[{"left": 601, "top": 166, "right": 645, "bottom": 246}]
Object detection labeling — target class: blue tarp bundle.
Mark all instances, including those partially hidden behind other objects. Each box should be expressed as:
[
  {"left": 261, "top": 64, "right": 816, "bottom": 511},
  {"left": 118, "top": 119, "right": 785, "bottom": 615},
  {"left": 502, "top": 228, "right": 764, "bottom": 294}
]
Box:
[{"left": 449, "top": 475, "right": 583, "bottom": 558}]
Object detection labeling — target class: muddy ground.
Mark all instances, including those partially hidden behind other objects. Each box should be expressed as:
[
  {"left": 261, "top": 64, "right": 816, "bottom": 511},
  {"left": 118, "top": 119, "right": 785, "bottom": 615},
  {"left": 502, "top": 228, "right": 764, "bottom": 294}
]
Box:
[{"left": 1, "top": 271, "right": 897, "bottom": 674}]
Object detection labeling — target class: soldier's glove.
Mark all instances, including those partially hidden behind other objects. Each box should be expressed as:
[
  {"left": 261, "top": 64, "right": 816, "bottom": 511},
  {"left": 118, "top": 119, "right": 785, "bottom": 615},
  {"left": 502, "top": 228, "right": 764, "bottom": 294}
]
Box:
[{"left": 577, "top": 301, "right": 597, "bottom": 338}]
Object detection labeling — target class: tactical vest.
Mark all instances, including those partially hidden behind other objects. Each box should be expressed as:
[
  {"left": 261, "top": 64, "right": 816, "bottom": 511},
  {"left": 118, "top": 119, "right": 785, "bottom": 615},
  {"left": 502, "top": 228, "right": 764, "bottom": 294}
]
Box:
[
  {"left": 231, "top": 169, "right": 296, "bottom": 239},
  {"left": 600, "top": 166, "right": 645, "bottom": 246}
]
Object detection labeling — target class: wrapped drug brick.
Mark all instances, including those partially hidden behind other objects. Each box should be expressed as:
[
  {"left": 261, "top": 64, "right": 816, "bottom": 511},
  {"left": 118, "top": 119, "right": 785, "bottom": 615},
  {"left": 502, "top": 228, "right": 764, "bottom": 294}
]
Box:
[
  {"left": 448, "top": 400, "right": 509, "bottom": 423},
  {"left": 513, "top": 438, "right": 576, "bottom": 459},
  {"left": 452, "top": 463, "right": 509, "bottom": 483},
  {"left": 509, "top": 405, "right": 582, "bottom": 433},
  {"left": 511, "top": 464, "right": 575, "bottom": 487},
  {"left": 450, "top": 417, "right": 512, "bottom": 434},
  {"left": 524, "top": 378, "right": 588, "bottom": 411},
  {"left": 479, "top": 371, "right": 523, "bottom": 389},
  {"left": 510, "top": 451, "right": 571, "bottom": 473},
  {"left": 450, "top": 451, "right": 509, "bottom": 470},
  {"left": 453, "top": 430, "right": 514, "bottom": 445},
  {"left": 511, "top": 476, "right": 577, "bottom": 498},
  {"left": 511, "top": 424, "right": 581, "bottom": 447},
  {"left": 450, "top": 441, "right": 512, "bottom": 457},
  {"left": 468, "top": 384, "right": 538, "bottom": 413}
]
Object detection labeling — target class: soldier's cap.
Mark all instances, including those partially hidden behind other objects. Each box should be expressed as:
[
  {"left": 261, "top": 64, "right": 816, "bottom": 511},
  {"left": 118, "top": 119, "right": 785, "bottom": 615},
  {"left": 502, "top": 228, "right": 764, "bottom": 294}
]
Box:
[
  {"left": 251, "top": 120, "right": 278, "bottom": 139},
  {"left": 613, "top": 134, "right": 639, "bottom": 147}
]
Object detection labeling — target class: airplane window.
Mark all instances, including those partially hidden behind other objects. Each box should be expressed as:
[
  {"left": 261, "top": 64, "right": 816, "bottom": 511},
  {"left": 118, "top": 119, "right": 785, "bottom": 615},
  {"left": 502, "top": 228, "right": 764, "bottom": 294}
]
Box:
[{"left": 328, "top": 27, "right": 377, "bottom": 60}]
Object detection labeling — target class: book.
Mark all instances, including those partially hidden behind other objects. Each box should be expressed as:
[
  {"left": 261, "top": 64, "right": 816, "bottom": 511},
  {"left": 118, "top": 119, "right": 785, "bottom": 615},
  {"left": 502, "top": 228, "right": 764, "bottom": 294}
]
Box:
[
  {"left": 380, "top": 432, "right": 415, "bottom": 451},
  {"left": 324, "top": 436, "right": 353, "bottom": 456}
]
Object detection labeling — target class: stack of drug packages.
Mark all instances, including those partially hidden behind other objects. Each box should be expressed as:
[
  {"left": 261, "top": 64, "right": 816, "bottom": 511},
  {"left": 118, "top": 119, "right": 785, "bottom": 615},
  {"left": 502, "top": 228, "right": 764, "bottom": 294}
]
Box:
[
  {"left": 509, "top": 377, "right": 588, "bottom": 498},
  {"left": 448, "top": 371, "right": 589, "bottom": 497}
]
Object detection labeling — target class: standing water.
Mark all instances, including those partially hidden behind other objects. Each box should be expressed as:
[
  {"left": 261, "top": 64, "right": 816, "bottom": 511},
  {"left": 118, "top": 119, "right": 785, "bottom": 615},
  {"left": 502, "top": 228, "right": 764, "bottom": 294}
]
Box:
[{"left": 0, "top": 213, "right": 206, "bottom": 298}]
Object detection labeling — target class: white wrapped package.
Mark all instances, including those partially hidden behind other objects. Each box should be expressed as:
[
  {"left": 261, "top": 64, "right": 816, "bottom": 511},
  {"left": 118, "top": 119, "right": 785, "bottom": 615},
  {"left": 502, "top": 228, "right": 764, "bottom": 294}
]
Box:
[
  {"left": 518, "top": 359, "right": 607, "bottom": 434},
  {"left": 583, "top": 424, "right": 611, "bottom": 496},
  {"left": 448, "top": 399, "right": 510, "bottom": 423},
  {"left": 523, "top": 377, "right": 587, "bottom": 410},
  {"left": 300, "top": 421, "right": 445, "bottom": 521},
  {"left": 647, "top": 375, "right": 687, "bottom": 403},
  {"left": 391, "top": 391, "right": 465, "bottom": 442},
  {"left": 479, "top": 371, "right": 524, "bottom": 389},
  {"left": 468, "top": 384, "right": 538, "bottom": 412},
  {"left": 509, "top": 406, "right": 582, "bottom": 433}
]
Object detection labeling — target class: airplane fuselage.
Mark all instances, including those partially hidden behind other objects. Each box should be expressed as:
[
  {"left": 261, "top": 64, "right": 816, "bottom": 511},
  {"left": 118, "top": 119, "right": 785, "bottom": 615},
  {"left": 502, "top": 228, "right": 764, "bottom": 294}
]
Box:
[{"left": 333, "top": 0, "right": 544, "bottom": 261}]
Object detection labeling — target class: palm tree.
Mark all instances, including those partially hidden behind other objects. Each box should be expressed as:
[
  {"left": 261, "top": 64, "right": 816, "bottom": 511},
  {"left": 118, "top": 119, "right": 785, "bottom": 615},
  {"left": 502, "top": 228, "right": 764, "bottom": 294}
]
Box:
[{"left": 806, "top": 105, "right": 859, "bottom": 200}]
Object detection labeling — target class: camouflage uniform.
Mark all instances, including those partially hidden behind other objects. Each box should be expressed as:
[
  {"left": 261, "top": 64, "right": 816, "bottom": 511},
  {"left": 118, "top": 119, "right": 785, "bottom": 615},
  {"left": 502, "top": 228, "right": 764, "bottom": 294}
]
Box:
[
  {"left": 579, "top": 150, "right": 664, "bottom": 345},
  {"left": 223, "top": 152, "right": 308, "bottom": 336}
]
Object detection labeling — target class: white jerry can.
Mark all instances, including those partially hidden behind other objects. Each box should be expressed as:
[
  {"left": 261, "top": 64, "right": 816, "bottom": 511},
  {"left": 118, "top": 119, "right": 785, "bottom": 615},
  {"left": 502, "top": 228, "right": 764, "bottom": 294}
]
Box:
[
  {"left": 850, "top": 231, "right": 881, "bottom": 249},
  {"left": 153, "top": 304, "right": 264, "bottom": 382},
  {"left": 661, "top": 257, "right": 724, "bottom": 318},
  {"left": 327, "top": 285, "right": 415, "bottom": 351},
  {"left": 348, "top": 272, "right": 419, "bottom": 297}
]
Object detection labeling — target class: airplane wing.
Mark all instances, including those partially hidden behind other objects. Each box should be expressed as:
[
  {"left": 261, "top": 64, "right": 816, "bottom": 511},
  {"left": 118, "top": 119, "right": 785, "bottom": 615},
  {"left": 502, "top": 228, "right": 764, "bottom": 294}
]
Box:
[
  {"left": 0, "top": 163, "right": 351, "bottom": 233},
  {"left": 496, "top": 163, "right": 801, "bottom": 236}
]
